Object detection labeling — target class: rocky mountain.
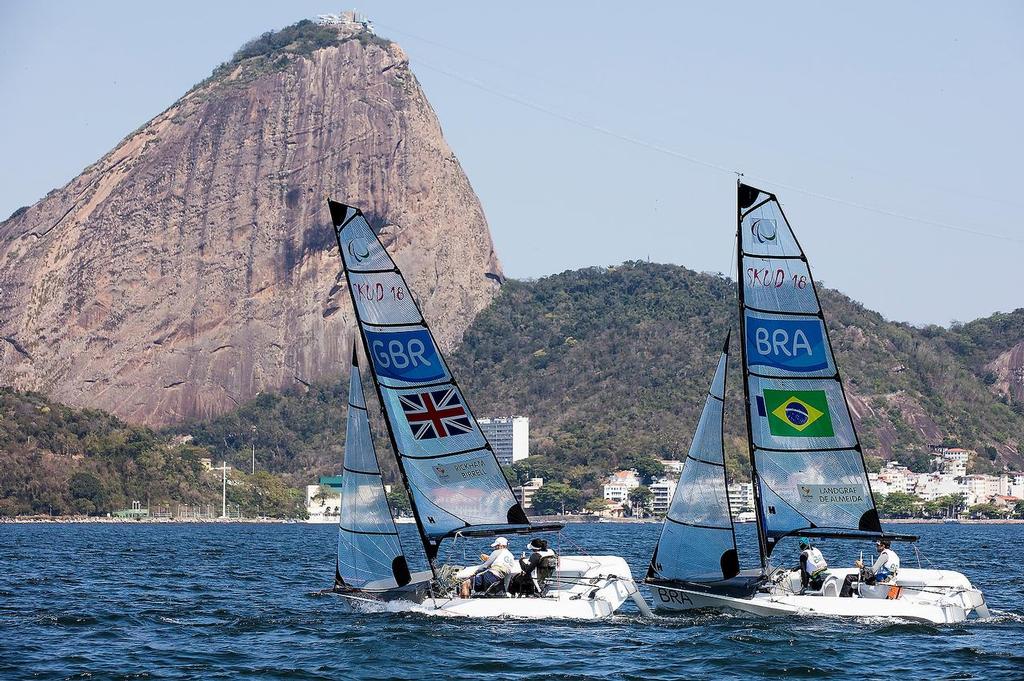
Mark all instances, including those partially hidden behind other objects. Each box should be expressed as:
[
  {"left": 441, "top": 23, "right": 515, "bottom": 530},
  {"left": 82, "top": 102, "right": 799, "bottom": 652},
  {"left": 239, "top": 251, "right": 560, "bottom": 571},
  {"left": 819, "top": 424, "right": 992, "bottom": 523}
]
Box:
[{"left": 0, "top": 20, "right": 502, "bottom": 427}]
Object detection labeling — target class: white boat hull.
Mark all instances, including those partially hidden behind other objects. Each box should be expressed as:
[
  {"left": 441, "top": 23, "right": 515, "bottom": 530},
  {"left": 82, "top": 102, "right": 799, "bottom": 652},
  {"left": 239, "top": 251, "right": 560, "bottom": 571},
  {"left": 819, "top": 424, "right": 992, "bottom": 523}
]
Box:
[
  {"left": 342, "top": 556, "right": 643, "bottom": 620},
  {"left": 651, "top": 567, "right": 988, "bottom": 624}
]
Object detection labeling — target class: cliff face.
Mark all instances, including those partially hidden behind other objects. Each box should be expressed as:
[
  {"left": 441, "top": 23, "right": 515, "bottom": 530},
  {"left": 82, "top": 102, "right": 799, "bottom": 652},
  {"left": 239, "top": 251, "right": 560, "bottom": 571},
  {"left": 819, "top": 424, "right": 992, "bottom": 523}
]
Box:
[{"left": 0, "top": 26, "right": 503, "bottom": 427}]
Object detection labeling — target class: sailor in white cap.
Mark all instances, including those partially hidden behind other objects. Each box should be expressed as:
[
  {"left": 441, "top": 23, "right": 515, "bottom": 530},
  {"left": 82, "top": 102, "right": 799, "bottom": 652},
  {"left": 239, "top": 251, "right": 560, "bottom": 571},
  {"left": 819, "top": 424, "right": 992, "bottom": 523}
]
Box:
[{"left": 459, "top": 536, "right": 519, "bottom": 597}]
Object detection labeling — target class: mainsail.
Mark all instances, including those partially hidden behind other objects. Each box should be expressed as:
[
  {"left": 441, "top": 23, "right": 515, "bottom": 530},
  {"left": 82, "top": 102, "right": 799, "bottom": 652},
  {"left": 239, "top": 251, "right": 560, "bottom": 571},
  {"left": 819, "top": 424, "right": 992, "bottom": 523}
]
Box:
[
  {"left": 736, "top": 183, "right": 881, "bottom": 558},
  {"left": 337, "top": 347, "right": 412, "bottom": 591},
  {"left": 329, "top": 201, "right": 531, "bottom": 562},
  {"left": 648, "top": 335, "right": 739, "bottom": 582}
]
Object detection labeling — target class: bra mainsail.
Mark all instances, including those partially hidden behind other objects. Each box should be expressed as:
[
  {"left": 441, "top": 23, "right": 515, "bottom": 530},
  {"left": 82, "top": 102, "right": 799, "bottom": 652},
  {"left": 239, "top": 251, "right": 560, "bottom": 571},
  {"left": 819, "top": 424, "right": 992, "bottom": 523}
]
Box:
[{"left": 736, "top": 183, "right": 881, "bottom": 559}]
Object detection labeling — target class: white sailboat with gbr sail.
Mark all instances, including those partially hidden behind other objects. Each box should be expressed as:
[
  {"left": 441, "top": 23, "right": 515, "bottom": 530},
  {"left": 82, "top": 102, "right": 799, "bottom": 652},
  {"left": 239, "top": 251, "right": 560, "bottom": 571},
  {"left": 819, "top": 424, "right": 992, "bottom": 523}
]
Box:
[
  {"left": 645, "top": 184, "right": 989, "bottom": 624},
  {"left": 327, "top": 200, "right": 647, "bottom": 619}
]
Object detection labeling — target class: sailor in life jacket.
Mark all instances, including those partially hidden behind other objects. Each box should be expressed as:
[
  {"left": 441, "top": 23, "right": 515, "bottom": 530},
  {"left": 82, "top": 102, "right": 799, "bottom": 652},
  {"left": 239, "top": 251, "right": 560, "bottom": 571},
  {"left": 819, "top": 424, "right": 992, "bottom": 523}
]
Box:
[
  {"left": 797, "top": 539, "right": 829, "bottom": 591},
  {"left": 866, "top": 538, "right": 900, "bottom": 583},
  {"left": 459, "top": 537, "right": 520, "bottom": 597},
  {"left": 840, "top": 538, "right": 900, "bottom": 597},
  {"left": 509, "top": 538, "right": 558, "bottom": 596}
]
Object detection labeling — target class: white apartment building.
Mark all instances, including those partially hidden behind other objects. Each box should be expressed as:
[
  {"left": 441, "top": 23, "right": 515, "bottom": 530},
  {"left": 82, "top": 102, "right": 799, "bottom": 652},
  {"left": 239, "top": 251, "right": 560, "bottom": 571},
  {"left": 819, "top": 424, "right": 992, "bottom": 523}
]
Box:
[
  {"left": 930, "top": 447, "right": 973, "bottom": 476},
  {"left": 650, "top": 478, "right": 677, "bottom": 515},
  {"left": 514, "top": 477, "right": 544, "bottom": 510},
  {"left": 603, "top": 470, "right": 640, "bottom": 503},
  {"left": 479, "top": 416, "right": 530, "bottom": 467},
  {"left": 727, "top": 482, "right": 755, "bottom": 511},
  {"left": 912, "top": 473, "right": 963, "bottom": 502},
  {"left": 874, "top": 461, "right": 916, "bottom": 494},
  {"left": 659, "top": 459, "right": 685, "bottom": 477}
]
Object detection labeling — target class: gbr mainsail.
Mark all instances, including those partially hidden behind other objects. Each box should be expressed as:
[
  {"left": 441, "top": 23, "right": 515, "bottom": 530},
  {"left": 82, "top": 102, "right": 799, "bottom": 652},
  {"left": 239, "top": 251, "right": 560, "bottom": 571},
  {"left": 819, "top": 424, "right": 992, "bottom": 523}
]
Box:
[
  {"left": 737, "top": 183, "right": 881, "bottom": 558},
  {"left": 337, "top": 347, "right": 411, "bottom": 591},
  {"left": 648, "top": 335, "right": 740, "bottom": 583},
  {"left": 329, "top": 201, "right": 530, "bottom": 562}
]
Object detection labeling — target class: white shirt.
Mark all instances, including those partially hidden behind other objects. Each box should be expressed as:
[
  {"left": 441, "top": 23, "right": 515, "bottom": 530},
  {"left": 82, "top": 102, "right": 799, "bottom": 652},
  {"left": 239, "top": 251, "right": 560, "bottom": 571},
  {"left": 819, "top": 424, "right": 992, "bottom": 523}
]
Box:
[
  {"left": 871, "top": 548, "right": 900, "bottom": 582},
  {"left": 481, "top": 547, "right": 519, "bottom": 577}
]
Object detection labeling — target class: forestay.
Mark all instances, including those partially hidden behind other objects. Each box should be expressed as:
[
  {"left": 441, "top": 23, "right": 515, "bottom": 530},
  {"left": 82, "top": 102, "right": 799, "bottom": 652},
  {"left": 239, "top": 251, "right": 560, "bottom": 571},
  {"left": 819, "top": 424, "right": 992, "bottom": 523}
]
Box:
[
  {"left": 648, "top": 337, "right": 739, "bottom": 582},
  {"left": 737, "top": 184, "right": 881, "bottom": 557},
  {"left": 337, "top": 348, "right": 411, "bottom": 591},
  {"left": 329, "top": 201, "right": 529, "bottom": 560}
]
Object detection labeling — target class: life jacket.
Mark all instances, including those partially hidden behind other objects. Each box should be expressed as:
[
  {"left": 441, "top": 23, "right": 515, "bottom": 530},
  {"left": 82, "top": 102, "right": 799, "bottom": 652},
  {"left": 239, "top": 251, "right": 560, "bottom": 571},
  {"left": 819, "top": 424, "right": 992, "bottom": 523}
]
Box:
[
  {"left": 804, "top": 547, "right": 828, "bottom": 577},
  {"left": 875, "top": 549, "right": 899, "bottom": 583}
]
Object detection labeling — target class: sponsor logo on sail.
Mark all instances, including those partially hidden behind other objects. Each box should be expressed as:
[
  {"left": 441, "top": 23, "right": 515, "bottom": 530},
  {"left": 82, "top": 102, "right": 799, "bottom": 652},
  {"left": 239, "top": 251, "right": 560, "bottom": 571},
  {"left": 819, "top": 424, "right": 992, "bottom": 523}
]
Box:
[
  {"left": 399, "top": 388, "right": 473, "bottom": 440},
  {"left": 798, "top": 484, "right": 865, "bottom": 505},
  {"left": 756, "top": 389, "right": 834, "bottom": 437},
  {"left": 365, "top": 329, "right": 445, "bottom": 382},
  {"left": 745, "top": 315, "right": 828, "bottom": 373},
  {"left": 751, "top": 218, "right": 778, "bottom": 244}
]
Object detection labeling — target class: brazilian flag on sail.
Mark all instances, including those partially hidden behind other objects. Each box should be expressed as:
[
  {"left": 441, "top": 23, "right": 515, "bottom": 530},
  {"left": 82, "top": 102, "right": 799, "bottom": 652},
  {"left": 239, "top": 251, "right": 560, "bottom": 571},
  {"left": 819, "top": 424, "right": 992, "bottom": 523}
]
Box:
[{"left": 758, "top": 389, "right": 834, "bottom": 437}]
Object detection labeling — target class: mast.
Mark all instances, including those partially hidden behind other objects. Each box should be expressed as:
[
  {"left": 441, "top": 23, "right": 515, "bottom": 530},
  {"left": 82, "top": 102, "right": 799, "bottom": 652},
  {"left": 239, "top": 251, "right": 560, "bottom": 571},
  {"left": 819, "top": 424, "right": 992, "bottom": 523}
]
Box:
[{"left": 737, "top": 183, "right": 769, "bottom": 569}]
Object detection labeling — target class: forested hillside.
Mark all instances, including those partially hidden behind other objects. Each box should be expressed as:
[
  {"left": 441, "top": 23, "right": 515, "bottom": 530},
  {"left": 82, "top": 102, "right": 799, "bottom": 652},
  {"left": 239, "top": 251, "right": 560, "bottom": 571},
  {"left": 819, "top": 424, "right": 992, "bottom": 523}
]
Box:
[
  {"left": 178, "top": 262, "right": 1024, "bottom": 501},
  {"left": 0, "top": 389, "right": 303, "bottom": 517},
  {"left": 5, "top": 263, "right": 1021, "bottom": 513}
]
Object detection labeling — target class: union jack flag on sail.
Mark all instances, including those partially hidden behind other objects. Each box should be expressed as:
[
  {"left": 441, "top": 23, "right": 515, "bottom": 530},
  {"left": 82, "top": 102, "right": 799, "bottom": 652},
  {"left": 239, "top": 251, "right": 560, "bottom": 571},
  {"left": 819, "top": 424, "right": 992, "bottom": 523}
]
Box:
[{"left": 399, "top": 388, "right": 473, "bottom": 440}]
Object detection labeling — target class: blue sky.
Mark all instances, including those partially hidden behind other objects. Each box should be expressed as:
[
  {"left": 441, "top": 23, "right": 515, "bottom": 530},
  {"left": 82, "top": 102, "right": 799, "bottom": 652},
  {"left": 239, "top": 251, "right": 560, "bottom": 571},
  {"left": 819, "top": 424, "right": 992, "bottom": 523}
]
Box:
[{"left": 1, "top": 1, "right": 1021, "bottom": 325}]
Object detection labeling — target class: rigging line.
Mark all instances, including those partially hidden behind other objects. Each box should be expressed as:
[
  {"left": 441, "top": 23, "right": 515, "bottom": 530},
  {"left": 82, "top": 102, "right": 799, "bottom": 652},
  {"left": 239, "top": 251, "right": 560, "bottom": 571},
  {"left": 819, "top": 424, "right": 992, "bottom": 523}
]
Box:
[
  {"left": 414, "top": 59, "right": 737, "bottom": 176},
  {"left": 384, "top": 22, "right": 1018, "bottom": 213},
  {"left": 743, "top": 173, "right": 1024, "bottom": 245},
  {"left": 414, "top": 60, "right": 1023, "bottom": 246}
]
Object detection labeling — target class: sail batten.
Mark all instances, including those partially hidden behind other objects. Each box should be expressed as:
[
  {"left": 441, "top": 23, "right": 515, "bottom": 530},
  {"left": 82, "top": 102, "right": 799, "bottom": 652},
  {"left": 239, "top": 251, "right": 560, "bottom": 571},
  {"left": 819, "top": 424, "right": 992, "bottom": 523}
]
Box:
[
  {"left": 330, "top": 200, "right": 531, "bottom": 561},
  {"left": 648, "top": 339, "right": 740, "bottom": 583},
  {"left": 736, "top": 184, "right": 881, "bottom": 559}
]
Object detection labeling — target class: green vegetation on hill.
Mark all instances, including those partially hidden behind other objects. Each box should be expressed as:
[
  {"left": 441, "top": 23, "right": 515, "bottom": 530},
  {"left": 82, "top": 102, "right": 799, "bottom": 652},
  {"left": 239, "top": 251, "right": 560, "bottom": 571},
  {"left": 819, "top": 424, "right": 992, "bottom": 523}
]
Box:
[
  {"left": 4, "top": 263, "right": 1021, "bottom": 514},
  {"left": 0, "top": 389, "right": 304, "bottom": 518},
  {"left": 196, "top": 19, "right": 393, "bottom": 93},
  {"left": 172, "top": 262, "right": 1024, "bottom": 505},
  {"left": 450, "top": 262, "right": 1024, "bottom": 499}
]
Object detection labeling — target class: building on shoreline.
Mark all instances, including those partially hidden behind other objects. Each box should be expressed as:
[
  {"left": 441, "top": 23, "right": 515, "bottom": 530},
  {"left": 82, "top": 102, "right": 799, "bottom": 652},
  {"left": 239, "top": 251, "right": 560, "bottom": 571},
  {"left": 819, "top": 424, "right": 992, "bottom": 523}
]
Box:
[
  {"left": 869, "top": 461, "right": 1024, "bottom": 509},
  {"left": 649, "top": 478, "right": 677, "bottom": 515},
  {"left": 514, "top": 477, "right": 544, "bottom": 510},
  {"left": 478, "top": 416, "right": 530, "bottom": 467},
  {"left": 603, "top": 470, "right": 640, "bottom": 504}
]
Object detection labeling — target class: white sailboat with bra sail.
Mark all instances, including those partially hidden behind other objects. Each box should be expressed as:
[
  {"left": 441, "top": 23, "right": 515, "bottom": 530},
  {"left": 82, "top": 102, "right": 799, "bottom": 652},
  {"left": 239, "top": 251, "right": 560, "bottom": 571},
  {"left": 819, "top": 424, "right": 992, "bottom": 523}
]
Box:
[
  {"left": 327, "top": 199, "right": 648, "bottom": 619},
  {"left": 645, "top": 183, "right": 989, "bottom": 624}
]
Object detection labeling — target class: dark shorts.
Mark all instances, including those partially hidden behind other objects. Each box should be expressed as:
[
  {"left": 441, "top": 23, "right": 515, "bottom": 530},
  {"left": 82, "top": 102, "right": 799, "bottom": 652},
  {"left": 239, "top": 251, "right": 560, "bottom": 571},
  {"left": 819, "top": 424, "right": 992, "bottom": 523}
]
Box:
[{"left": 473, "top": 571, "right": 502, "bottom": 591}]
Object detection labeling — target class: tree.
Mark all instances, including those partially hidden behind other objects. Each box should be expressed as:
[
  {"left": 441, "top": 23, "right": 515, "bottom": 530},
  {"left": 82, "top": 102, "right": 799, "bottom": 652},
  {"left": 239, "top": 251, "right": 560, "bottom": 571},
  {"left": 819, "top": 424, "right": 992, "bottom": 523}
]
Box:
[
  {"left": 968, "top": 503, "right": 1004, "bottom": 519},
  {"left": 626, "top": 455, "right": 666, "bottom": 485},
  {"left": 387, "top": 488, "right": 412, "bottom": 517},
  {"left": 530, "top": 483, "right": 584, "bottom": 516},
  {"left": 628, "top": 486, "right": 653, "bottom": 517},
  {"left": 875, "top": 492, "right": 920, "bottom": 518},
  {"left": 68, "top": 471, "right": 106, "bottom": 512},
  {"left": 584, "top": 497, "right": 609, "bottom": 514}
]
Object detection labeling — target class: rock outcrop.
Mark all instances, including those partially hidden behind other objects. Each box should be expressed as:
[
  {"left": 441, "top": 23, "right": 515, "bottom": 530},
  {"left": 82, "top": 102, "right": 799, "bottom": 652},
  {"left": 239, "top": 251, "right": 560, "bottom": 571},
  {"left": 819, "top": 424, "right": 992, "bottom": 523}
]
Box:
[{"left": 0, "top": 22, "right": 503, "bottom": 426}]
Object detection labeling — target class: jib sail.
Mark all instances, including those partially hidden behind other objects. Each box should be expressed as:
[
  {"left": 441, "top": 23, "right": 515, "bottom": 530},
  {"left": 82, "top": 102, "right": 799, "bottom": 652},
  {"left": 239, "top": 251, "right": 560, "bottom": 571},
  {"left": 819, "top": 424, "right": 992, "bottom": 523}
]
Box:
[
  {"left": 736, "top": 183, "right": 881, "bottom": 558},
  {"left": 337, "top": 347, "right": 412, "bottom": 591},
  {"left": 329, "top": 201, "right": 530, "bottom": 561},
  {"left": 648, "top": 336, "right": 740, "bottom": 582}
]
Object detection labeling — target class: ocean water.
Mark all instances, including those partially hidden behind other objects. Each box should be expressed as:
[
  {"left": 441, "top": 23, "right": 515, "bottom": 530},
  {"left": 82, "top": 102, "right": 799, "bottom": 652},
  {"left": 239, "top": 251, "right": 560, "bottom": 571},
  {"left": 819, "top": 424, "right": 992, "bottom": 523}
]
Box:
[{"left": 1, "top": 522, "right": 1021, "bottom": 680}]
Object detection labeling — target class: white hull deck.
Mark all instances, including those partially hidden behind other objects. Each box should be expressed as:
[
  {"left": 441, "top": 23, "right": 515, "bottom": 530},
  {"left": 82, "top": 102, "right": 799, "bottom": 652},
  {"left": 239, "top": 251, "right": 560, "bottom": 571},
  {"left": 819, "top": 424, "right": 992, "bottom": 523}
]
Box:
[
  {"left": 340, "top": 556, "right": 645, "bottom": 620},
  {"left": 650, "top": 567, "right": 988, "bottom": 624}
]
